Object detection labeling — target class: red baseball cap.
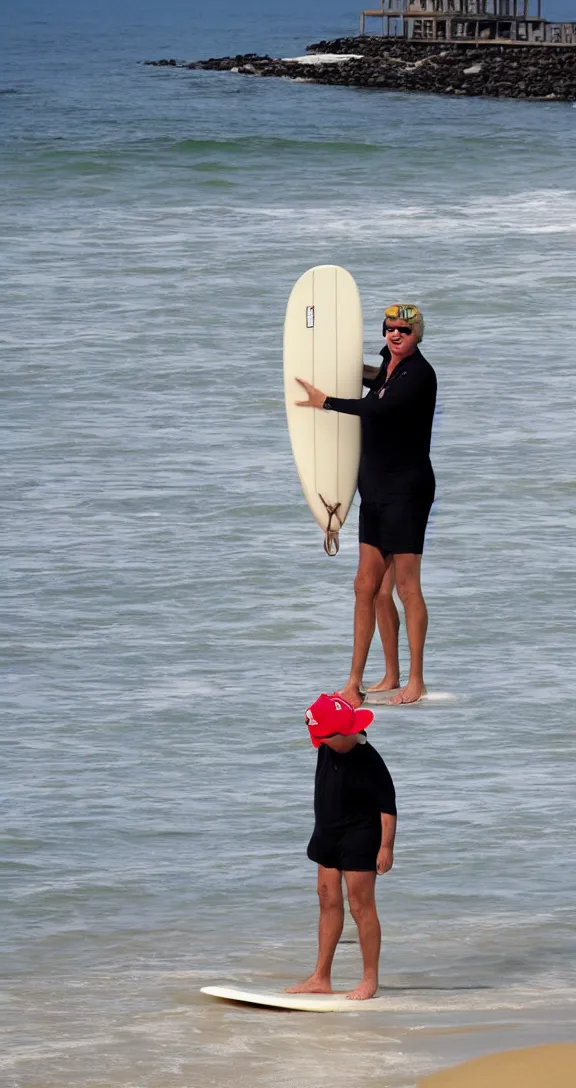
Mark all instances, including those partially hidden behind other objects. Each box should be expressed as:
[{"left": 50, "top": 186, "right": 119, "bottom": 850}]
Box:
[{"left": 305, "top": 693, "right": 374, "bottom": 748}]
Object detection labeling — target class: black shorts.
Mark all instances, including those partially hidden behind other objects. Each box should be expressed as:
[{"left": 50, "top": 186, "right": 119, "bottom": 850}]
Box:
[
  {"left": 307, "top": 824, "right": 381, "bottom": 872},
  {"left": 359, "top": 486, "right": 434, "bottom": 559}
]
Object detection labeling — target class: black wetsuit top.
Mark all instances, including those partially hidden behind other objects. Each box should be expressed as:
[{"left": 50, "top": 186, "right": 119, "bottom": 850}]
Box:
[
  {"left": 314, "top": 740, "right": 397, "bottom": 832},
  {"left": 324, "top": 347, "right": 437, "bottom": 504}
]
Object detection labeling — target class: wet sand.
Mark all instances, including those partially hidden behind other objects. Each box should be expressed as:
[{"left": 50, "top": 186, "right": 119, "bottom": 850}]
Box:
[{"left": 419, "top": 1043, "right": 576, "bottom": 1088}]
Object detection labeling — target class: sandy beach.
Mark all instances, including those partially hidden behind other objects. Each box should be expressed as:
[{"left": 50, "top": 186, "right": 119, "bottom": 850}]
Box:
[{"left": 420, "top": 1043, "right": 576, "bottom": 1088}]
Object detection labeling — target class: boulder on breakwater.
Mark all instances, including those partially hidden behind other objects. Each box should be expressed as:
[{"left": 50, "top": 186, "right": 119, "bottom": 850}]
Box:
[{"left": 146, "top": 36, "right": 576, "bottom": 101}]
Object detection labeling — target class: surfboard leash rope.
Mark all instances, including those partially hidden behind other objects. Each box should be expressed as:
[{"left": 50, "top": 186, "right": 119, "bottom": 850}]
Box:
[{"left": 318, "top": 494, "right": 342, "bottom": 557}]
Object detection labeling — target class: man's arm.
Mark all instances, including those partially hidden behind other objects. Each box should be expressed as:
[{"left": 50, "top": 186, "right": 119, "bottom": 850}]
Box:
[
  {"left": 377, "top": 813, "right": 396, "bottom": 875},
  {"left": 372, "top": 750, "right": 397, "bottom": 875},
  {"left": 326, "top": 364, "right": 434, "bottom": 419},
  {"left": 296, "top": 364, "right": 434, "bottom": 419}
]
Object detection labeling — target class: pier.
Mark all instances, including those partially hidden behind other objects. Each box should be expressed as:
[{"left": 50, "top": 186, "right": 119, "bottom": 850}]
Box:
[{"left": 360, "top": 0, "right": 576, "bottom": 43}]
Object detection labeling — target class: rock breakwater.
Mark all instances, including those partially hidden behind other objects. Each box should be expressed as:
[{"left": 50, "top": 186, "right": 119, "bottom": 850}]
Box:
[{"left": 147, "top": 36, "right": 576, "bottom": 101}]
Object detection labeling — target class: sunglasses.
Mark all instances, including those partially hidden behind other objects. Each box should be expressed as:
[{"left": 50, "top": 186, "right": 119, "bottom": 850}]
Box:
[{"left": 383, "top": 324, "right": 414, "bottom": 336}]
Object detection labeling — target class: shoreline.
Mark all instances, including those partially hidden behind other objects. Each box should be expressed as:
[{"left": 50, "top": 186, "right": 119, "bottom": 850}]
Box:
[{"left": 147, "top": 36, "right": 576, "bottom": 101}]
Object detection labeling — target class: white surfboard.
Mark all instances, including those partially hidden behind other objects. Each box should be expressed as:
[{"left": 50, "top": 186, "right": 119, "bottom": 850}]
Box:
[
  {"left": 283, "top": 265, "right": 363, "bottom": 555},
  {"left": 362, "top": 690, "right": 458, "bottom": 707},
  {"left": 201, "top": 985, "right": 393, "bottom": 1012}
]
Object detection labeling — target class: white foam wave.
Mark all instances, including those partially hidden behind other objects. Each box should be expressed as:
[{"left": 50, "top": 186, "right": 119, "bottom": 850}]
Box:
[
  {"left": 282, "top": 54, "right": 364, "bottom": 65},
  {"left": 218, "top": 189, "right": 576, "bottom": 240}
]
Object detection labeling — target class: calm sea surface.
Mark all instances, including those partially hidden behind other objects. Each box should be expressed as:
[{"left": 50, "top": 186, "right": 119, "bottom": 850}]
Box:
[{"left": 2, "top": 2, "right": 575, "bottom": 1085}]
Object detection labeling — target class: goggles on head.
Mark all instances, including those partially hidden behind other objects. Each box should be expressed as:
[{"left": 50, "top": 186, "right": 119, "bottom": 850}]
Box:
[{"left": 384, "top": 304, "right": 420, "bottom": 322}]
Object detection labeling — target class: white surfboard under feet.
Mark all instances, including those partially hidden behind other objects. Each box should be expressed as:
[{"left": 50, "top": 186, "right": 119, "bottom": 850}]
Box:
[
  {"left": 201, "top": 985, "right": 394, "bottom": 1013},
  {"left": 283, "top": 265, "right": 363, "bottom": 555},
  {"left": 362, "top": 689, "right": 458, "bottom": 707}
]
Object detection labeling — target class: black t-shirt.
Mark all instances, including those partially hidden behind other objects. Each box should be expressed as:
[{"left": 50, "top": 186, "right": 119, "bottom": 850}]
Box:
[
  {"left": 313, "top": 739, "right": 397, "bottom": 833},
  {"left": 324, "top": 347, "right": 437, "bottom": 504}
]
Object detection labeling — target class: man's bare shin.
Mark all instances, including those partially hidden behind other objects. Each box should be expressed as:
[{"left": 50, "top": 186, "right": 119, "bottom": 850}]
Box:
[
  {"left": 315, "top": 901, "right": 344, "bottom": 980},
  {"left": 345, "top": 872, "right": 381, "bottom": 1000},
  {"left": 343, "top": 547, "right": 390, "bottom": 696},
  {"left": 356, "top": 907, "right": 381, "bottom": 981},
  {"left": 287, "top": 868, "right": 344, "bottom": 993},
  {"left": 374, "top": 593, "right": 400, "bottom": 684},
  {"left": 348, "top": 592, "right": 377, "bottom": 685},
  {"left": 403, "top": 590, "right": 427, "bottom": 683},
  {"left": 390, "top": 554, "right": 428, "bottom": 702}
]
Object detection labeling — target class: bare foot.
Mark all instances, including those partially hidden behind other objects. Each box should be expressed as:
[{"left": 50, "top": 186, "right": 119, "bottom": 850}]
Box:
[
  {"left": 336, "top": 683, "right": 364, "bottom": 709},
  {"left": 366, "top": 675, "right": 400, "bottom": 693},
  {"left": 346, "top": 979, "right": 378, "bottom": 1000},
  {"left": 285, "top": 975, "right": 332, "bottom": 994},
  {"left": 390, "top": 682, "right": 427, "bottom": 705}
]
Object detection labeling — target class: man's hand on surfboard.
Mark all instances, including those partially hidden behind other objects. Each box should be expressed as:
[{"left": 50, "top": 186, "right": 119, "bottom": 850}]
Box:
[{"left": 295, "top": 378, "right": 327, "bottom": 409}]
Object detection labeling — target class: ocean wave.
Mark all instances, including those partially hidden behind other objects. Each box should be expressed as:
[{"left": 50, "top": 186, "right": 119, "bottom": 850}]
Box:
[
  {"left": 165, "top": 134, "right": 385, "bottom": 155},
  {"left": 213, "top": 188, "right": 576, "bottom": 238},
  {"left": 0, "top": 135, "right": 385, "bottom": 180}
]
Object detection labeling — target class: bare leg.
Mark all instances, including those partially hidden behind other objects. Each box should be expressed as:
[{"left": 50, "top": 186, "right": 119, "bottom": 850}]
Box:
[
  {"left": 390, "top": 553, "right": 427, "bottom": 704},
  {"left": 344, "top": 870, "right": 380, "bottom": 1000},
  {"left": 286, "top": 867, "right": 344, "bottom": 993},
  {"left": 339, "top": 545, "right": 391, "bottom": 709},
  {"left": 366, "top": 561, "right": 400, "bottom": 692}
]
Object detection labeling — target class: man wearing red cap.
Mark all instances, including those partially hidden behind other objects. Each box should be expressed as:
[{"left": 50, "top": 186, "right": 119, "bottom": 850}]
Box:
[{"left": 287, "top": 693, "right": 397, "bottom": 1001}]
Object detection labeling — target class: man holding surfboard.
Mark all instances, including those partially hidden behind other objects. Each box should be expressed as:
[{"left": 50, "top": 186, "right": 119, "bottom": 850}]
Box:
[{"left": 296, "top": 304, "right": 436, "bottom": 706}]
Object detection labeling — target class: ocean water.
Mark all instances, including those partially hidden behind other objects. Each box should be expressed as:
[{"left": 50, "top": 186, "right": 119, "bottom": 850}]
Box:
[{"left": 2, "top": 2, "right": 576, "bottom": 1086}]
